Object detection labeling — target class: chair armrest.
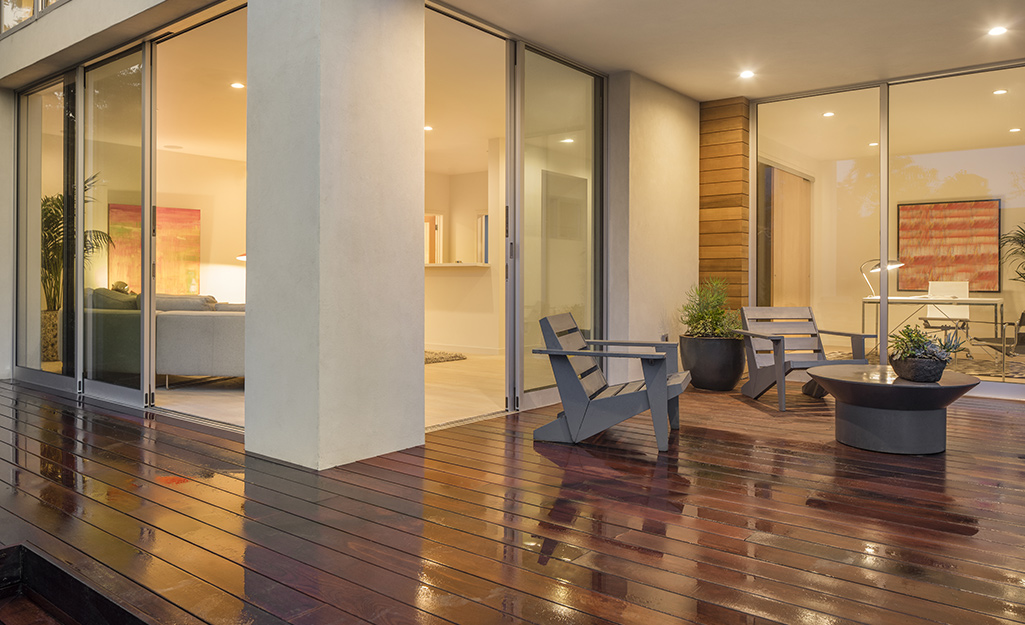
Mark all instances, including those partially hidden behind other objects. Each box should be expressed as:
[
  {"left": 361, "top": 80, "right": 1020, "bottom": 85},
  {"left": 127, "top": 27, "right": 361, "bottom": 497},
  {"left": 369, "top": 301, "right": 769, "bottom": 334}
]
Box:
[
  {"left": 586, "top": 339, "right": 676, "bottom": 348},
  {"left": 817, "top": 329, "right": 875, "bottom": 339},
  {"left": 533, "top": 348, "right": 665, "bottom": 360},
  {"left": 735, "top": 329, "right": 783, "bottom": 342}
]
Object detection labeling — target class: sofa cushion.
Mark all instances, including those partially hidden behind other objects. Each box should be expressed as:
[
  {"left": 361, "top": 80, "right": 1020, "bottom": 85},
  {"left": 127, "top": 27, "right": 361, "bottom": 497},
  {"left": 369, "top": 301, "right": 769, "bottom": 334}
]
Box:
[
  {"left": 155, "top": 294, "right": 217, "bottom": 311},
  {"left": 88, "top": 288, "right": 138, "bottom": 310},
  {"left": 215, "top": 302, "right": 246, "bottom": 312}
]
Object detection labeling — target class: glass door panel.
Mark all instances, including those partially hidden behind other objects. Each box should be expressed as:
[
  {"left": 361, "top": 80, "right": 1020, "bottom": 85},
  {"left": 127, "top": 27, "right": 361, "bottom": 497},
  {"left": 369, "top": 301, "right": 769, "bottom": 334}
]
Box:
[
  {"left": 520, "top": 49, "right": 601, "bottom": 399},
  {"left": 82, "top": 51, "right": 145, "bottom": 391},
  {"left": 16, "top": 78, "right": 76, "bottom": 380},
  {"left": 756, "top": 88, "right": 881, "bottom": 356}
]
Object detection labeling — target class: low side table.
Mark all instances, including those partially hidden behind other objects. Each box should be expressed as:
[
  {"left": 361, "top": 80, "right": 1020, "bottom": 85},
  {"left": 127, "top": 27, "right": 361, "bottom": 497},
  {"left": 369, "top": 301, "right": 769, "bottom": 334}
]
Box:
[{"left": 807, "top": 364, "right": 979, "bottom": 454}]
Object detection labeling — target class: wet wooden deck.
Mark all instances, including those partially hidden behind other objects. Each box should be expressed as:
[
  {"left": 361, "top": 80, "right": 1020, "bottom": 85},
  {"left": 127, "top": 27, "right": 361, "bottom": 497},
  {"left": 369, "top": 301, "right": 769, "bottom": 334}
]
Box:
[{"left": 0, "top": 380, "right": 1023, "bottom": 624}]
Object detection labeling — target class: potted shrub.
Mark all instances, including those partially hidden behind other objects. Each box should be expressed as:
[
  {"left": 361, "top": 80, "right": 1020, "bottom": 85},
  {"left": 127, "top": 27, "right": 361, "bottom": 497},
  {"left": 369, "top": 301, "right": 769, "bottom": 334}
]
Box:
[
  {"left": 678, "top": 277, "right": 745, "bottom": 390},
  {"left": 888, "top": 324, "right": 964, "bottom": 382},
  {"left": 40, "top": 173, "right": 111, "bottom": 361}
]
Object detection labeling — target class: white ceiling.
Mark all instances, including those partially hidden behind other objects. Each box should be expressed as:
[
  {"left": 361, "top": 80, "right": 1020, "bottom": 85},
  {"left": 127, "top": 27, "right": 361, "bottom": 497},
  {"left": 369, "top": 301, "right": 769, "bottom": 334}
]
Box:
[
  {"left": 435, "top": 0, "right": 1025, "bottom": 102},
  {"left": 86, "top": 2, "right": 1025, "bottom": 172},
  {"left": 155, "top": 8, "right": 247, "bottom": 162}
]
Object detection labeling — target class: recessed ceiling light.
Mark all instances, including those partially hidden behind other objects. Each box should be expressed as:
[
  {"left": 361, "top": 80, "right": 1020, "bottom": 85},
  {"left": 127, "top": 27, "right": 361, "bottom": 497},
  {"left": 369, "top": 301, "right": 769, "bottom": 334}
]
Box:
[
  {"left": 822, "top": 112, "right": 835, "bottom": 117},
  {"left": 560, "top": 138, "right": 574, "bottom": 143},
  {"left": 989, "top": 26, "right": 1008, "bottom": 36},
  {"left": 994, "top": 89, "right": 1008, "bottom": 95},
  {"left": 1012, "top": 128, "right": 1022, "bottom": 133},
  {"left": 163, "top": 145, "right": 183, "bottom": 150},
  {"left": 739, "top": 70, "right": 754, "bottom": 79},
  {"left": 869, "top": 142, "right": 879, "bottom": 147},
  {"left": 424, "top": 125, "right": 433, "bottom": 131},
  {"left": 230, "top": 82, "right": 245, "bottom": 89}
]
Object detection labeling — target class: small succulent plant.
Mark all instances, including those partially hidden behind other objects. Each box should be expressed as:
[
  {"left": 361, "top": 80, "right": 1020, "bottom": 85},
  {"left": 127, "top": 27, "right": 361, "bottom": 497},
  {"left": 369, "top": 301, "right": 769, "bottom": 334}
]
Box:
[{"left": 888, "top": 325, "right": 964, "bottom": 363}]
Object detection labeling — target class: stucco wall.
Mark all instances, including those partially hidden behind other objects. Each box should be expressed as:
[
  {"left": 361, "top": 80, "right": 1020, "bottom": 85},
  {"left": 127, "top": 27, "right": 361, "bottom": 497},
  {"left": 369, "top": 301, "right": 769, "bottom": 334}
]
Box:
[{"left": 607, "top": 71, "right": 700, "bottom": 382}]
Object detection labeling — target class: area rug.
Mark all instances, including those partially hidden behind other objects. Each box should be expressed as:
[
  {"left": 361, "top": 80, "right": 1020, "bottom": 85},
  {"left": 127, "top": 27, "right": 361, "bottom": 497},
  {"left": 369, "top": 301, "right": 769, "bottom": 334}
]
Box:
[{"left": 425, "top": 350, "right": 467, "bottom": 365}]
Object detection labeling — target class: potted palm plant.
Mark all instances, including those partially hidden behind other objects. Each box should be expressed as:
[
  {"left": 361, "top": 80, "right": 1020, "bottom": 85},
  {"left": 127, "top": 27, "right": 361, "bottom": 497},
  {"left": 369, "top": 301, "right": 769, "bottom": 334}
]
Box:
[
  {"left": 888, "top": 325, "right": 963, "bottom": 382},
  {"left": 678, "top": 277, "right": 745, "bottom": 390},
  {"left": 40, "top": 173, "right": 112, "bottom": 361}
]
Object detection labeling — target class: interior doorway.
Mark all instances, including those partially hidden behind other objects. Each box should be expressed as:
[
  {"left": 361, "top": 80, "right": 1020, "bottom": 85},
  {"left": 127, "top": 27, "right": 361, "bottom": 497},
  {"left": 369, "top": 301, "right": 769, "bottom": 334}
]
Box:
[
  {"left": 424, "top": 10, "right": 508, "bottom": 428},
  {"left": 151, "top": 7, "right": 247, "bottom": 427}
]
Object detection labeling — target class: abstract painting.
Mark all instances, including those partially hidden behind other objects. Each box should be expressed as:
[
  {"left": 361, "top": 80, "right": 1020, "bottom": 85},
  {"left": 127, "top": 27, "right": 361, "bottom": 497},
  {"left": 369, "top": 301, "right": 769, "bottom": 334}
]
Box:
[
  {"left": 897, "top": 199, "right": 1000, "bottom": 291},
  {"left": 109, "top": 204, "right": 201, "bottom": 294}
]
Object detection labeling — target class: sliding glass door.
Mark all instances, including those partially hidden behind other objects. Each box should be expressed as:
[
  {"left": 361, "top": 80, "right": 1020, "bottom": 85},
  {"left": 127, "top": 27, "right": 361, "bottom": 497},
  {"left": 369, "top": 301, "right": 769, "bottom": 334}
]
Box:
[
  {"left": 81, "top": 49, "right": 148, "bottom": 402},
  {"left": 15, "top": 50, "right": 148, "bottom": 405},
  {"left": 515, "top": 47, "right": 603, "bottom": 409},
  {"left": 16, "top": 75, "right": 77, "bottom": 391}
]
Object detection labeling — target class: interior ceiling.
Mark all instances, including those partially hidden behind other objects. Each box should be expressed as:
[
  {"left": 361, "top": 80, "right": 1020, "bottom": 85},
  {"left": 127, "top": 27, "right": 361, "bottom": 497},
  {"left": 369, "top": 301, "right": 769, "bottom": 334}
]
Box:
[
  {"left": 93, "top": 2, "right": 1025, "bottom": 171},
  {"left": 155, "top": 8, "right": 247, "bottom": 162},
  {"left": 437, "top": 0, "right": 1025, "bottom": 102}
]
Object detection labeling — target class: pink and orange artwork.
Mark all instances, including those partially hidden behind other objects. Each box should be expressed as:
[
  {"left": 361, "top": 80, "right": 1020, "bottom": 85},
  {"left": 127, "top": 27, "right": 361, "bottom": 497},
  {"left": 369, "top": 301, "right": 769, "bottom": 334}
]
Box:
[
  {"left": 108, "top": 204, "right": 200, "bottom": 294},
  {"left": 897, "top": 199, "right": 1000, "bottom": 292}
]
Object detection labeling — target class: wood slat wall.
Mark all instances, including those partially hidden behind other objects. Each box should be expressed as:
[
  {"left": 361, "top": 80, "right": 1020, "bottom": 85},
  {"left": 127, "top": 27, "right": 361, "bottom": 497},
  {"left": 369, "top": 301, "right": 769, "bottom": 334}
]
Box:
[{"left": 699, "top": 97, "right": 750, "bottom": 308}]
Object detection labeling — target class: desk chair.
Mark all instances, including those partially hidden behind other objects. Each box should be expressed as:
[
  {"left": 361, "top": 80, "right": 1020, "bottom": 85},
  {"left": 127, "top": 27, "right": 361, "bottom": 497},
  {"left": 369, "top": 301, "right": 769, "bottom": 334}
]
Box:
[{"left": 921, "top": 281, "right": 970, "bottom": 359}]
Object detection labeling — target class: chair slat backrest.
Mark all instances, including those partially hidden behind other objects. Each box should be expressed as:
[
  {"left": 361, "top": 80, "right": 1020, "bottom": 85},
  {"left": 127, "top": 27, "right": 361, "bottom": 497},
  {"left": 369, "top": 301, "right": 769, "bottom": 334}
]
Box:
[
  {"left": 539, "top": 313, "right": 609, "bottom": 400},
  {"left": 741, "top": 306, "right": 826, "bottom": 369}
]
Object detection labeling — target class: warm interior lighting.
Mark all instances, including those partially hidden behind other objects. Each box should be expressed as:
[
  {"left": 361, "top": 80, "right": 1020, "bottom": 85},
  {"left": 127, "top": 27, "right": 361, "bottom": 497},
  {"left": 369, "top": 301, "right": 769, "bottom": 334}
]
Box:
[
  {"left": 230, "top": 82, "right": 245, "bottom": 89},
  {"left": 424, "top": 125, "right": 433, "bottom": 131},
  {"left": 860, "top": 259, "right": 904, "bottom": 297},
  {"left": 994, "top": 89, "right": 1008, "bottom": 95},
  {"left": 559, "top": 138, "right": 574, "bottom": 143},
  {"left": 822, "top": 112, "right": 835, "bottom": 117},
  {"left": 236, "top": 253, "right": 246, "bottom": 261},
  {"left": 1012, "top": 128, "right": 1022, "bottom": 133},
  {"left": 739, "top": 70, "right": 754, "bottom": 79},
  {"left": 989, "top": 26, "right": 1008, "bottom": 36},
  {"left": 869, "top": 142, "right": 879, "bottom": 147}
]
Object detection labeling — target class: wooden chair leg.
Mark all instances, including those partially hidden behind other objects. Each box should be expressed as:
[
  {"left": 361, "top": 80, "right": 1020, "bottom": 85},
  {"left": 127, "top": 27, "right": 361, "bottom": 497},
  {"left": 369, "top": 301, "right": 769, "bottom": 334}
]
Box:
[{"left": 668, "top": 395, "right": 680, "bottom": 430}]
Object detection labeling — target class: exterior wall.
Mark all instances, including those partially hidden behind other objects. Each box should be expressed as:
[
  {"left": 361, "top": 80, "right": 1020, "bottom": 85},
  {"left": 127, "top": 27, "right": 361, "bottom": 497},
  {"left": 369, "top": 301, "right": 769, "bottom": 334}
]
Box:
[
  {"left": 245, "top": 0, "right": 425, "bottom": 469},
  {"left": 608, "top": 71, "right": 700, "bottom": 382},
  {"left": 699, "top": 97, "right": 750, "bottom": 308},
  {"left": 0, "top": 0, "right": 216, "bottom": 89},
  {"left": 0, "top": 89, "right": 13, "bottom": 379}
]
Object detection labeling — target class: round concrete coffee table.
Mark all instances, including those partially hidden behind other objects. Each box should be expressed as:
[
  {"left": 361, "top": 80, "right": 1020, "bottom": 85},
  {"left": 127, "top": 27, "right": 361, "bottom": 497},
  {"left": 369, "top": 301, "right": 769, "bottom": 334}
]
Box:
[{"left": 807, "top": 364, "right": 979, "bottom": 454}]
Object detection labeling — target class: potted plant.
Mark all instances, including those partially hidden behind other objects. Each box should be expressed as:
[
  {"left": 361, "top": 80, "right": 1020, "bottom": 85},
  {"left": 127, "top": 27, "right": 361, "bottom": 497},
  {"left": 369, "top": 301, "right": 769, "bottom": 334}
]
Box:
[
  {"left": 678, "top": 277, "right": 745, "bottom": 390},
  {"left": 888, "top": 324, "right": 964, "bottom": 382},
  {"left": 40, "top": 173, "right": 112, "bottom": 361}
]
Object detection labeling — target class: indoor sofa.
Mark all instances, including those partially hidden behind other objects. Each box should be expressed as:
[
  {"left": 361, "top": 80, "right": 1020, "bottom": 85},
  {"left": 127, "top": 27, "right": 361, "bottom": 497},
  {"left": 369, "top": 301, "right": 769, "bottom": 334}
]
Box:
[{"left": 85, "top": 288, "right": 245, "bottom": 379}]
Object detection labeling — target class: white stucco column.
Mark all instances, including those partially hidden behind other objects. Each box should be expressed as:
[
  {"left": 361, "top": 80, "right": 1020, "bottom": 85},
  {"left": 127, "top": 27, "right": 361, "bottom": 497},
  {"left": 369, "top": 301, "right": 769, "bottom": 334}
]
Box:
[
  {"left": 246, "top": 0, "right": 425, "bottom": 469},
  {"left": 607, "top": 71, "right": 700, "bottom": 384},
  {"left": 0, "top": 89, "right": 14, "bottom": 379}
]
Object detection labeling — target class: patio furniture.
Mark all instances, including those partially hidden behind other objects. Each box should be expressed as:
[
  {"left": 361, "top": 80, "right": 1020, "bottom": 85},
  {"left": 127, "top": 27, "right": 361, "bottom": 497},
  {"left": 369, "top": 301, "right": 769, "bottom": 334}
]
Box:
[
  {"left": 808, "top": 364, "right": 979, "bottom": 454},
  {"left": 533, "top": 313, "right": 691, "bottom": 452},
  {"left": 739, "top": 306, "right": 873, "bottom": 411}
]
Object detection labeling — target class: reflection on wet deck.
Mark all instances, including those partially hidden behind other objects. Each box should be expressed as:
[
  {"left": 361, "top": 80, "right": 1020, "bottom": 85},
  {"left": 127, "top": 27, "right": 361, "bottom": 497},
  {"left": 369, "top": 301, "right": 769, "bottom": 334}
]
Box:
[{"left": 0, "top": 380, "right": 1023, "bottom": 623}]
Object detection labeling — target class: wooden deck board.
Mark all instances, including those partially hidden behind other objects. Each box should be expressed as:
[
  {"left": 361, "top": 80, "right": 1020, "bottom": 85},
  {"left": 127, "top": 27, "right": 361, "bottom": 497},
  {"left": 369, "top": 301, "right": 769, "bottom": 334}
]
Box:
[{"left": 0, "top": 381, "right": 1023, "bottom": 623}]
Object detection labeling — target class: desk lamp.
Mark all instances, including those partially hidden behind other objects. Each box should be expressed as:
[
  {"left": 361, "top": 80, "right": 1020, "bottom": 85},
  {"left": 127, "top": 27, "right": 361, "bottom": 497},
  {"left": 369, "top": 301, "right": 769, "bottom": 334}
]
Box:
[{"left": 859, "top": 258, "right": 904, "bottom": 297}]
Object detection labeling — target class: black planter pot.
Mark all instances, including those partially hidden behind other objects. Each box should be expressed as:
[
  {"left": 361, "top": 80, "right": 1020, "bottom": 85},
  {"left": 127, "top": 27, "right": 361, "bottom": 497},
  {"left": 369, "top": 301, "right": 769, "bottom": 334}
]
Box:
[
  {"left": 889, "top": 355, "right": 946, "bottom": 383},
  {"left": 679, "top": 335, "right": 745, "bottom": 391}
]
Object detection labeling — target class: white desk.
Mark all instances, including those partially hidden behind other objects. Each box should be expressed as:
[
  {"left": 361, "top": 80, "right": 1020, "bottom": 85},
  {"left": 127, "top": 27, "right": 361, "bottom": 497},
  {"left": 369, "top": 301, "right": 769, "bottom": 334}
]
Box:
[{"left": 862, "top": 295, "right": 1006, "bottom": 378}]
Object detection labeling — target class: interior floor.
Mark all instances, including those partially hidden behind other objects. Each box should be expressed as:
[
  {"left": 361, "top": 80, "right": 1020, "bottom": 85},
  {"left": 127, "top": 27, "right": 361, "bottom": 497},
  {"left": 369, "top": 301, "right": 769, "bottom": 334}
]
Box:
[
  {"left": 153, "top": 353, "right": 512, "bottom": 431},
  {"left": 425, "top": 353, "right": 506, "bottom": 428}
]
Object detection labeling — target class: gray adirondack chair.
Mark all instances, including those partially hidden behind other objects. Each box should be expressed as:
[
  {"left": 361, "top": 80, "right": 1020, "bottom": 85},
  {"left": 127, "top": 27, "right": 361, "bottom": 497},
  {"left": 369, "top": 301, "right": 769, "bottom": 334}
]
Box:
[
  {"left": 532, "top": 313, "right": 691, "bottom": 451},
  {"left": 739, "top": 306, "right": 873, "bottom": 411}
]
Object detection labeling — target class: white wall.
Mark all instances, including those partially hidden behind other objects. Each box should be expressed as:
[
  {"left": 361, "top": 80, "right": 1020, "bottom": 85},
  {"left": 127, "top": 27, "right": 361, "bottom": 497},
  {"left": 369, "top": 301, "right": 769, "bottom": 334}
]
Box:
[
  {"left": 607, "top": 71, "right": 700, "bottom": 382},
  {"left": 156, "top": 150, "right": 247, "bottom": 303},
  {"left": 424, "top": 137, "right": 506, "bottom": 355},
  {"left": 0, "top": 89, "right": 14, "bottom": 378}
]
